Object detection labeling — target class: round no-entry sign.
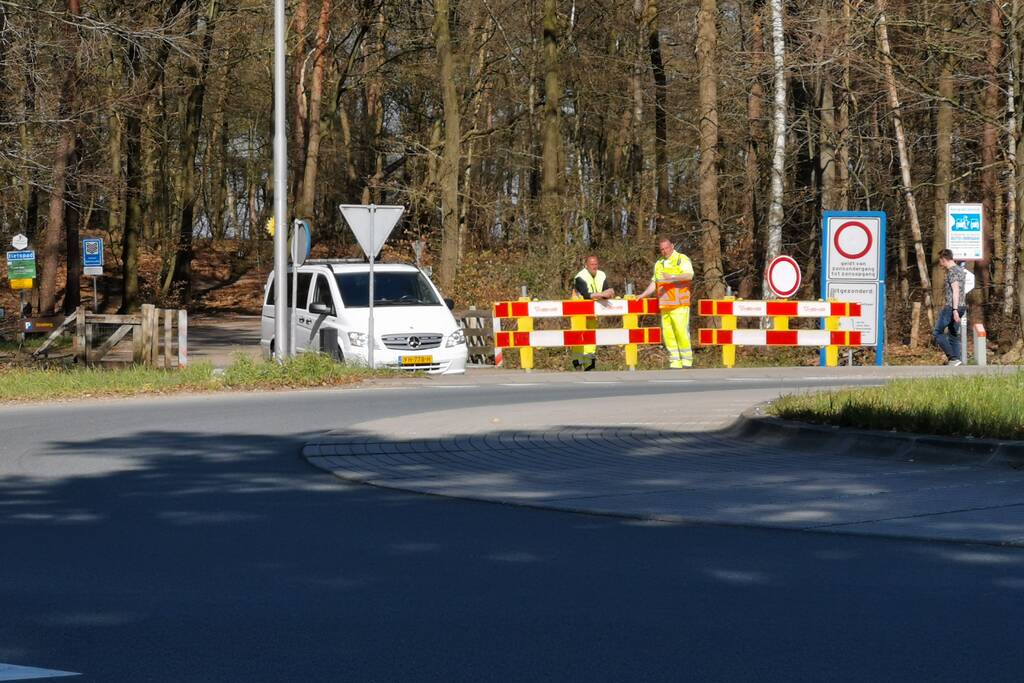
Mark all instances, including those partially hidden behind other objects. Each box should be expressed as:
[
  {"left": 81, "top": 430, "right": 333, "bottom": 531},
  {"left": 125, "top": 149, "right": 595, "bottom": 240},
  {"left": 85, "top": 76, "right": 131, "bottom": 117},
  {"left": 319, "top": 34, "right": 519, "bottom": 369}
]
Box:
[
  {"left": 767, "top": 255, "right": 802, "bottom": 298},
  {"left": 834, "top": 220, "right": 873, "bottom": 260}
]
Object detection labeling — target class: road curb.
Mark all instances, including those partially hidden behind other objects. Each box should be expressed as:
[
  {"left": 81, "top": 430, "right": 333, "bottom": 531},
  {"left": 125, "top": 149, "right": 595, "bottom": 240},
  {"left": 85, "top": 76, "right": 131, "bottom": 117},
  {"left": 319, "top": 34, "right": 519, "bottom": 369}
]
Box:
[{"left": 732, "top": 404, "right": 1024, "bottom": 469}]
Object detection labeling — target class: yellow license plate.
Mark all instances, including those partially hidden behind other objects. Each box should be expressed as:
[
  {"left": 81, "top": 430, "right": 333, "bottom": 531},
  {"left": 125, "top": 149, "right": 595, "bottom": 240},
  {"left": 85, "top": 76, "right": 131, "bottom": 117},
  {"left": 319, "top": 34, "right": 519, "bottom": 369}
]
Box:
[{"left": 402, "top": 355, "right": 433, "bottom": 365}]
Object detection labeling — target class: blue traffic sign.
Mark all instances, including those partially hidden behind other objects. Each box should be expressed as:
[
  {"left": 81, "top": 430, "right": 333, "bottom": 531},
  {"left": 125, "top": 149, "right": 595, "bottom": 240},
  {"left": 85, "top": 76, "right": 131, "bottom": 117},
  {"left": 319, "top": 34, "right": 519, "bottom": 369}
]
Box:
[
  {"left": 7, "top": 250, "right": 35, "bottom": 261},
  {"left": 83, "top": 238, "right": 104, "bottom": 267}
]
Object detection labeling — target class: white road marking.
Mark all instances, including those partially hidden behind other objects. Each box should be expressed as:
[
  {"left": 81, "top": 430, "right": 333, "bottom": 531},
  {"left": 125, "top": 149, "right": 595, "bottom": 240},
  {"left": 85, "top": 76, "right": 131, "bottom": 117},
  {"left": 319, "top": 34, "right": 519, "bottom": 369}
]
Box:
[
  {"left": 649, "top": 379, "right": 696, "bottom": 384},
  {"left": 0, "top": 663, "right": 79, "bottom": 680},
  {"left": 579, "top": 381, "right": 619, "bottom": 384}
]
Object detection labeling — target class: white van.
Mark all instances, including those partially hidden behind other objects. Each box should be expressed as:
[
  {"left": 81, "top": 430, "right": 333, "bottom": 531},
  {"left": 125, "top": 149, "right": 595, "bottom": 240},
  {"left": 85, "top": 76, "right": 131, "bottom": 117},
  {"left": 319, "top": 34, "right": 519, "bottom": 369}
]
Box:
[{"left": 260, "top": 260, "right": 468, "bottom": 374}]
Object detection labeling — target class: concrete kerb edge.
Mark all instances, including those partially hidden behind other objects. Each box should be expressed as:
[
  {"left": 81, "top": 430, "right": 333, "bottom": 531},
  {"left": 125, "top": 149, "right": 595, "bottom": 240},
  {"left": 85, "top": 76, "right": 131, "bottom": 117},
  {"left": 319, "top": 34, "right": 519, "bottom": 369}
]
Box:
[
  {"left": 301, "top": 448, "right": 1024, "bottom": 549},
  {"left": 733, "top": 403, "right": 1024, "bottom": 469}
]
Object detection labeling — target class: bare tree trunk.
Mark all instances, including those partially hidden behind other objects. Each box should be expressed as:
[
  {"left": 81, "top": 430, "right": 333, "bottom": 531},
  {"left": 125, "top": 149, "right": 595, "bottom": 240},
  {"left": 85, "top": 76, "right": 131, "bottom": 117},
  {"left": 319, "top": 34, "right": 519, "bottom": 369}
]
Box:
[
  {"left": 766, "top": 0, "right": 786, "bottom": 266},
  {"left": 820, "top": 77, "right": 837, "bottom": 210},
  {"left": 979, "top": 0, "right": 1003, "bottom": 328},
  {"left": 171, "top": 0, "right": 220, "bottom": 306},
  {"left": 39, "top": 0, "right": 81, "bottom": 314},
  {"left": 876, "top": 0, "right": 934, "bottom": 324},
  {"left": 740, "top": 7, "right": 765, "bottom": 299},
  {"left": 63, "top": 137, "right": 82, "bottom": 314},
  {"left": 696, "top": 0, "right": 725, "bottom": 298},
  {"left": 645, "top": 0, "right": 669, "bottom": 223},
  {"left": 932, "top": 5, "right": 954, "bottom": 313},
  {"left": 541, "top": 0, "right": 564, "bottom": 258},
  {"left": 297, "top": 0, "right": 331, "bottom": 220},
  {"left": 292, "top": 0, "right": 309, "bottom": 199},
  {"left": 434, "top": 0, "right": 461, "bottom": 290},
  {"left": 836, "top": 0, "right": 851, "bottom": 210},
  {"left": 1005, "top": 0, "right": 1021, "bottom": 318}
]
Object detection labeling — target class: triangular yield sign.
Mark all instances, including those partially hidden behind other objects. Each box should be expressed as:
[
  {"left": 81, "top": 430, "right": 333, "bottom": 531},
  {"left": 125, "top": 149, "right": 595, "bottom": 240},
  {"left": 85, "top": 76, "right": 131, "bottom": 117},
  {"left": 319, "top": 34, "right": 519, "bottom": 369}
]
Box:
[{"left": 339, "top": 205, "right": 405, "bottom": 259}]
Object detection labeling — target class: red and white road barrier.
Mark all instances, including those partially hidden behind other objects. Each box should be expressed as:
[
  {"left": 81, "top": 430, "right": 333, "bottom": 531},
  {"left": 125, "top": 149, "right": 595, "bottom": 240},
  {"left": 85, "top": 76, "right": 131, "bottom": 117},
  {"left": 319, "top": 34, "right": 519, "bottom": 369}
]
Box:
[
  {"left": 496, "top": 327, "right": 662, "bottom": 349},
  {"left": 698, "top": 329, "right": 861, "bottom": 347},
  {"left": 698, "top": 297, "right": 863, "bottom": 367},
  {"left": 494, "top": 298, "right": 660, "bottom": 319},
  {"left": 492, "top": 297, "right": 663, "bottom": 369},
  {"left": 697, "top": 299, "right": 861, "bottom": 318}
]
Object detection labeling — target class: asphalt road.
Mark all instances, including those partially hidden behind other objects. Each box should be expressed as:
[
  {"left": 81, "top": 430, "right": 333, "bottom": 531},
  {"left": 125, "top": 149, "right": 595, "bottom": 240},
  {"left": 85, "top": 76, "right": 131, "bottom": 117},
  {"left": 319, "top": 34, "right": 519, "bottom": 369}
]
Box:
[{"left": 2, "top": 374, "right": 1023, "bottom": 681}]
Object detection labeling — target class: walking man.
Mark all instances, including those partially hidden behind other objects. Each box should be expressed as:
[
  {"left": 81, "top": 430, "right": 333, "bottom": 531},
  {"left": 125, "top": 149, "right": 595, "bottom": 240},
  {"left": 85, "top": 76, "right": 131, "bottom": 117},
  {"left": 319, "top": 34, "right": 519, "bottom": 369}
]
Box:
[
  {"left": 571, "top": 255, "right": 615, "bottom": 370},
  {"left": 639, "top": 237, "right": 694, "bottom": 368},
  {"left": 934, "top": 248, "right": 967, "bottom": 366}
]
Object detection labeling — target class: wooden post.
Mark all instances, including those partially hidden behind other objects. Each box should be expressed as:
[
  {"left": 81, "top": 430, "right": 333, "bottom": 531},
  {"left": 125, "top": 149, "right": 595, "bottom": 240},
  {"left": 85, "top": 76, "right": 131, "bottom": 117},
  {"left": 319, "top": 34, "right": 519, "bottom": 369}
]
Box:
[
  {"left": 163, "top": 308, "right": 173, "bottom": 369},
  {"left": 150, "top": 307, "right": 160, "bottom": 366},
  {"left": 177, "top": 309, "right": 188, "bottom": 367},
  {"left": 909, "top": 301, "right": 921, "bottom": 349},
  {"left": 140, "top": 304, "right": 155, "bottom": 366},
  {"left": 74, "top": 306, "right": 86, "bottom": 362},
  {"left": 84, "top": 317, "right": 94, "bottom": 364}
]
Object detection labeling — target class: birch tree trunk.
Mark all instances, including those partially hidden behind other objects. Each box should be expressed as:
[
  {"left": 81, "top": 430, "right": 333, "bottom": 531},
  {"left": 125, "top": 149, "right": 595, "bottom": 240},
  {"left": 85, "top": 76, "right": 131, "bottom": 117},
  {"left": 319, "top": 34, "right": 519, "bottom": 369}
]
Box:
[
  {"left": 766, "top": 0, "right": 786, "bottom": 267},
  {"left": 696, "top": 0, "right": 726, "bottom": 298},
  {"left": 434, "top": 0, "right": 461, "bottom": 290},
  {"left": 876, "top": 0, "right": 934, "bottom": 324}
]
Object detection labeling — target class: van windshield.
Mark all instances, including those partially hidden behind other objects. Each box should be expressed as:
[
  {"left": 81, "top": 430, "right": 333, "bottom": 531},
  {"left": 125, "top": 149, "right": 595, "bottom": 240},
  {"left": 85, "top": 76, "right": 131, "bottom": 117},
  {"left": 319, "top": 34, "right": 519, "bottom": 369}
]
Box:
[{"left": 334, "top": 271, "right": 442, "bottom": 308}]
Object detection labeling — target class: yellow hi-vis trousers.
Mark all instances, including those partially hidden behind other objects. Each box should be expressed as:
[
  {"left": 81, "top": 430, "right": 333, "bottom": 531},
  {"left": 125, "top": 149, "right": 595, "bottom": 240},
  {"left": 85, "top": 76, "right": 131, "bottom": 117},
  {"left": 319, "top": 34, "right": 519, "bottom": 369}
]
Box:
[
  {"left": 571, "top": 317, "right": 598, "bottom": 363},
  {"left": 661, "top": 306, "right": 692, "bottom": 368}
]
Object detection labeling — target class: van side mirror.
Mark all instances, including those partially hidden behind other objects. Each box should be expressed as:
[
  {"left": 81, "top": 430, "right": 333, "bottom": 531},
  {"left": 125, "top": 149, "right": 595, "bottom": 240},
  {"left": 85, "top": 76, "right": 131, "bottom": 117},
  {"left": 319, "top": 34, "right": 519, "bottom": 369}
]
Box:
[
  {"left": 309, "top": 302, "right": 333, "bottom": 316},
  {"left": 444, "top": 298, "right": 454, "bottom": 310}
]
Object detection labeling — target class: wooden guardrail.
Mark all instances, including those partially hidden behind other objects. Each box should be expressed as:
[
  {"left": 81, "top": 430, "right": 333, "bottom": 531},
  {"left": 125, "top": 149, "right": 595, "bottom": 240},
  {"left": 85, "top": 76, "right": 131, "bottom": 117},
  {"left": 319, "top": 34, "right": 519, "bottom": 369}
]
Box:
[
  {"left": 453, "top": 306, "right": 494, "bottom": 366},
  {"left": 32, "top": 304, "right": 187, "bottom": 368}
]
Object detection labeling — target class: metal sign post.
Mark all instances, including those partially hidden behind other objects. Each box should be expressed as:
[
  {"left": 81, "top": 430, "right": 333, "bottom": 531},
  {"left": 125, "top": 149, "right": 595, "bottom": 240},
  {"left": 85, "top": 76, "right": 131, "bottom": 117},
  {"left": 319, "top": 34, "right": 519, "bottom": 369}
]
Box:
[
  {"left": 820, "top": 211, "right": 887, "bottom": 366},
  {"left": 82, "top": 238, "right": 104, "bottom": 312},
  {"left": 272, "top": 0, "right": 288, "bottom": 362},
  {"left": 339, "top": 204, "right": 405, "bottom": 370}
]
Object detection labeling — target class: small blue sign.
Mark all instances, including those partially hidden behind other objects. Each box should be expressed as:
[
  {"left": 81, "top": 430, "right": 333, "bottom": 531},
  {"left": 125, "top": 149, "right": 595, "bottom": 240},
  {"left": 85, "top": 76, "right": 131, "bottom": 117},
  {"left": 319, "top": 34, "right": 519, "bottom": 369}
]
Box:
[
  {"left": 7, "top": 250, "right": 35, "bottom": 261},
  {"left": 83, "top": 238, "right": 104, "bottom": 267}
]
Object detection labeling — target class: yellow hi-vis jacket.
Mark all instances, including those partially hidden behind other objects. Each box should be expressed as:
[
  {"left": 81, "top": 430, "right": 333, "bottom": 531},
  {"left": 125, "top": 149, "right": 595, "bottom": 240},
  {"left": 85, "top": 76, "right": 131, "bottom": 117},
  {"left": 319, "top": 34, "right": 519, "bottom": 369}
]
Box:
[
  {"left": 573, "top": 268, "right": 607, "bottom": 299},
  {"left": 652, "top": 251, "right": 694, "bottom": 310}
]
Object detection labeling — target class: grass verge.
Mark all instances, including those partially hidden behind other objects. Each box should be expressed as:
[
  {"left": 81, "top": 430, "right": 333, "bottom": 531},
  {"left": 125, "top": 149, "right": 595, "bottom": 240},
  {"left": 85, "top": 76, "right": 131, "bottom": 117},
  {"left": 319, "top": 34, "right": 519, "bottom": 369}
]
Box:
[
  {"left": 0, "top": 353, "right": 385, "bottom": 403},
  {"left": 768, "top": 370, "right": 1024, "bottom": 440}
]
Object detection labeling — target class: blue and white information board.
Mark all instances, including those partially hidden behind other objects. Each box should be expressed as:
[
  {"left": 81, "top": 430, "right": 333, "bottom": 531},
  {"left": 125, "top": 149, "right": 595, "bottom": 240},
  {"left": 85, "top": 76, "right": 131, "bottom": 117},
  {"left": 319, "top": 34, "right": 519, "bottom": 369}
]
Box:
[
  {"left": 82, "top": 237, "right": 104, "bottom": 276},
  {"left": 945, "top": 202, "right": 983, "bottom": 261},
  {"left": 821, "top": 211, "right": 887, "bottom": 366}
]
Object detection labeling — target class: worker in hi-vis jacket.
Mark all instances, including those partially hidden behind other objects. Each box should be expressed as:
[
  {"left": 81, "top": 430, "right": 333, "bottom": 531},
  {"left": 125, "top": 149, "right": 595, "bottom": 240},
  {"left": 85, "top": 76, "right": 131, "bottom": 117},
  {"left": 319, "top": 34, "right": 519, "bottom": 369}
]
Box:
[
  {"left": 638, "top": 237, "right": 694, "bottom": 368},
  {"left": 570, "top": 255, "right": 615, "bottom": 370}
]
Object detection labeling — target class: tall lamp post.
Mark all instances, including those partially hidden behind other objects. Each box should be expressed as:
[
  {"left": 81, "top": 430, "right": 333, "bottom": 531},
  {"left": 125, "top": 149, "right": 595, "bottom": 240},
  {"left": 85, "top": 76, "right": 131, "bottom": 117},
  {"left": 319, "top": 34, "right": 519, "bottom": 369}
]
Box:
[{"left": 272, "top": 0, "right": 289, "bottom": 360}]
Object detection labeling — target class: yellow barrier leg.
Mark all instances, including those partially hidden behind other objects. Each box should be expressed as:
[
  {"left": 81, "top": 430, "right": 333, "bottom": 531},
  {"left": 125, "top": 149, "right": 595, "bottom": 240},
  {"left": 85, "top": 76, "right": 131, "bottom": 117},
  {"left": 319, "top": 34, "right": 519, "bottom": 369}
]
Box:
[
  {"left": 722, "top": 312, "right": 736, "bottom": 369},
  {"left": 825, "top": 314, "right": 839, "bottom": 367},
  {"left": 773, "top": 315, "right": 789, "bottom": 331},
  {"left": 518, "top": 296, "right": 534, "bottom": 372},
  {"left": 570, "top": 312, "right": 587, "bottom": 369},
  {"left": 624, "top": 295, "right": 638, "bottom": 371}
]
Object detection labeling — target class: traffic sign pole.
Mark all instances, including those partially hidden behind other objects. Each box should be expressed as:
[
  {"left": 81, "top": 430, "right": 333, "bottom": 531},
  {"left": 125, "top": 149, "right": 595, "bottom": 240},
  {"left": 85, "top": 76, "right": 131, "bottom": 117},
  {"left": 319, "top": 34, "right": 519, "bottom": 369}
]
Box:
[
  {"left": 272, "top": 0, "right": 288, "bottom": 363},
  {"left": 368, "top": 204, "right": 376, "bottom": 369}
]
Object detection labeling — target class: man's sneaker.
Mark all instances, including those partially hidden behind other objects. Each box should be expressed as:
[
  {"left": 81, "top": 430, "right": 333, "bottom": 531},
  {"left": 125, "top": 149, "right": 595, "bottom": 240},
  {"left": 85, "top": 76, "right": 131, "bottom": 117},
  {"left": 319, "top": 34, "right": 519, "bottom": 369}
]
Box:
[{"left": 948, "top": 359, "right": 963, "bottom": 366}]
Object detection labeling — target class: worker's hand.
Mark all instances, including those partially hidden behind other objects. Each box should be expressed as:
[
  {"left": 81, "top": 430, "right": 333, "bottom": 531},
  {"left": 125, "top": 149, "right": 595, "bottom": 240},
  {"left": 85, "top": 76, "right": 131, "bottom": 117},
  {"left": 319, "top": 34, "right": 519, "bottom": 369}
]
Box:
[{"left": 953, "top": 309, "right": 960, "bottom": 323}]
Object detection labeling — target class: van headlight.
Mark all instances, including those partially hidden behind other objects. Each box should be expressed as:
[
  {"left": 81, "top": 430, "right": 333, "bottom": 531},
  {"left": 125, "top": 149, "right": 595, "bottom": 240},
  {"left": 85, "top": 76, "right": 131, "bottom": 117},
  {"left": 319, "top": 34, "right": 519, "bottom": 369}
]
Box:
[
  {"left": 446, "top": 329, "right": 466, "bottom": 347},
  {"left": 348, "top": 331, "right": 368, "bottom": 347}
]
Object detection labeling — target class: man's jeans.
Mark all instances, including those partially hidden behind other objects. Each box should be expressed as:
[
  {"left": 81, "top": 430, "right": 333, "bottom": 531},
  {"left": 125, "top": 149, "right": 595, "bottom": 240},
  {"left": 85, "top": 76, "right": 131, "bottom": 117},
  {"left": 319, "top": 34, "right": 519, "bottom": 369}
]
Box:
[{"left": 934, "top": 305, "right": 966, "bottom": 361}]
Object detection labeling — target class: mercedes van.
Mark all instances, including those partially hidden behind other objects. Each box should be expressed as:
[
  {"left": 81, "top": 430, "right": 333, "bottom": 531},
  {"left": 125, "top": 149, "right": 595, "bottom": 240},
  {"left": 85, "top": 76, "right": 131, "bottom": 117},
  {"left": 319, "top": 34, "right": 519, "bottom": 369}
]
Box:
[{"left": 260, "top": 261, "right": 468, "bottom": 374}]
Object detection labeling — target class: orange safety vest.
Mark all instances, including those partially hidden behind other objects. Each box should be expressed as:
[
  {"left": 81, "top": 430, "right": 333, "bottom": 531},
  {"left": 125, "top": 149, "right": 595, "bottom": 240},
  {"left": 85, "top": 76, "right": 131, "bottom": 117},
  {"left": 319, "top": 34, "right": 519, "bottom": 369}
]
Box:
[{"left": 653, "top": 251, "right": 694, "bottom": 310}]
